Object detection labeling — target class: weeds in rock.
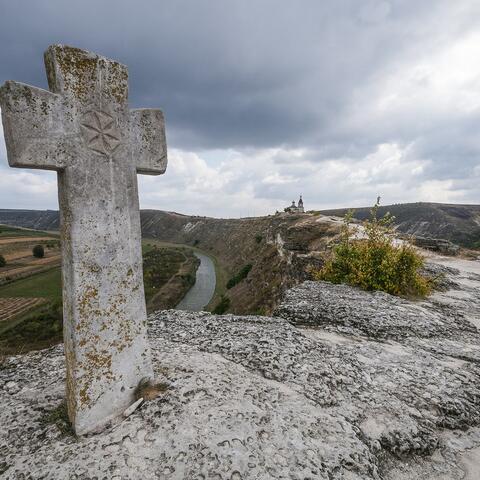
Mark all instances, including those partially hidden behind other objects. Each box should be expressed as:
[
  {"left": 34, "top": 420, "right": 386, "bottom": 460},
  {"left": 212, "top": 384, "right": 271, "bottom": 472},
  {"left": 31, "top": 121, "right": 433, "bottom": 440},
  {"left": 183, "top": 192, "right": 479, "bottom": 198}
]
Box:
[
  {"left": 39, "top": 401, "right": 75, "bottom": 437},
  {"left": 314, "top": 198, "right": 431, "bottom": 297},
  {"left": 134, "top": 377, "right": 169, "bottom": 401}
]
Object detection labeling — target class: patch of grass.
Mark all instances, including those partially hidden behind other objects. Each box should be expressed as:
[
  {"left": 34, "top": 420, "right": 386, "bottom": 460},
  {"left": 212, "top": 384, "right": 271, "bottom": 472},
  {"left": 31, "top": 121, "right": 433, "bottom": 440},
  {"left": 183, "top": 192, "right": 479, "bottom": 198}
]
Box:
[
  {"left": 0, "top": 267, "right": 62, "bottom": 299},
  {"left": 39, "top": 401, "right": 75, "bottom": 437},
  {"left": 134, "top": 377, "right": 169, "bottom": 401},
  {"left": 142, "top": 243, "right": 154, "bottom": 255},
  {"left": 314, "top": 198, "right": 431, "bottom": 297},
  {"left": 143, "top": 247, "right": 190, "bottom": 300},
  {"left": 212, "top": 294, "right": 231, "bottom": 314},
  {"left": 226, "top": 264, "right": 253, "bottom": 289},
  {"left": 0, "top": 301, "right": 63, "bottom": 355}
]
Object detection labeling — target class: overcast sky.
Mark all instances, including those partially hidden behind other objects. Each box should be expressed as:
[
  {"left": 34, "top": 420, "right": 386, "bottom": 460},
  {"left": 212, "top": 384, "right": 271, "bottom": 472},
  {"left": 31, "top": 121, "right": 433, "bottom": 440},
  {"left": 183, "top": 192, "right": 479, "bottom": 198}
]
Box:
[{"left": 0, "top": 0, "right": 479, "bottom": 217}]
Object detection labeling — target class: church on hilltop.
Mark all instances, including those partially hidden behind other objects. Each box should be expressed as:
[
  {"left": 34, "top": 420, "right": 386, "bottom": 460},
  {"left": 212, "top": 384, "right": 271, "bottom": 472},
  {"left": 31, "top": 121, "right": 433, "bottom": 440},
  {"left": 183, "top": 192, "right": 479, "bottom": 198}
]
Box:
[{"left": 284, "top": 196, "right": 305, "bottom": 214}]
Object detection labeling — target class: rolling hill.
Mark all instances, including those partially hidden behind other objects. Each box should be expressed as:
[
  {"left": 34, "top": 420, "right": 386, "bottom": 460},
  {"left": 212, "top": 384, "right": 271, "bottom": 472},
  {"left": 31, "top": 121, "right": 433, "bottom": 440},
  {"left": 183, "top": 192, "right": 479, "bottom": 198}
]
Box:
[
  {"left": 1, "top": 202, "right": 479, "bottom": 314},
  {"left": 319, "top": 202, "right": 480, "bottom": 248}
]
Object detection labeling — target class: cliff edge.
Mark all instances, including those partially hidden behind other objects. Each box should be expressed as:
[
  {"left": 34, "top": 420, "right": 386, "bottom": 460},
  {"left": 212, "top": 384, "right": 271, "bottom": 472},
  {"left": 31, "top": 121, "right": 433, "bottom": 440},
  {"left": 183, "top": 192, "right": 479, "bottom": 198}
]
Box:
[{"left": 1, "top": 254, "right": 480, "bottom": 479}]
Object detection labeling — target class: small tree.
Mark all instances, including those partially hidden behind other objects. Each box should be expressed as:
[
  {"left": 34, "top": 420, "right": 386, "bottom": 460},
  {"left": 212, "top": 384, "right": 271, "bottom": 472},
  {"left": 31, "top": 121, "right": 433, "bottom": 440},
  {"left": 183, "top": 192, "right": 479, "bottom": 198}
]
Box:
[
  {"left": 0, "top": 254, "right": 6, "bottom": 267},
  {"left": 226, "top": 264, "right": 253, "bottom": 289},
  {"left": 314, "top": 197, "right": 431, "bottom": 297},
  {"left": 32, "top": 244, "right": 45, "bottom": 259},
  {"left": 212, "top": 295, "right": 231, "bottom": 314}
]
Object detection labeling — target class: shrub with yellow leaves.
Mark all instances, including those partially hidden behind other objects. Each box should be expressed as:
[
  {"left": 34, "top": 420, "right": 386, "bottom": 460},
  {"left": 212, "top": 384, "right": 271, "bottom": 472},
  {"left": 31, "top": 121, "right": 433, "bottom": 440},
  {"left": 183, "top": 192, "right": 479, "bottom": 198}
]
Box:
[{"left": 314, "top": 198, "right": 431, "bottom": 297}]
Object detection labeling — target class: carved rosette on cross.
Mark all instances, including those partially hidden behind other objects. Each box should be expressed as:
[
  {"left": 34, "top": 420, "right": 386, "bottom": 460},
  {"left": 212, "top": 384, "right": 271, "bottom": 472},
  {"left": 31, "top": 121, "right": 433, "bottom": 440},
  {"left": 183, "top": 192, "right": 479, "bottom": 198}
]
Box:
[{"left": 0, "top": 45, "right": 168, "bottom": 435}]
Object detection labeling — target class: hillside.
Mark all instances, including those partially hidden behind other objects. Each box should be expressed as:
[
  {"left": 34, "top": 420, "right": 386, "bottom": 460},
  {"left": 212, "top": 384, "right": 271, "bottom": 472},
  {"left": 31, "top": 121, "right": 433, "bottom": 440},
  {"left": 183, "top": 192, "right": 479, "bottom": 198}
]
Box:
[
  {"left": 319, "top": 202, "right": 480, "bottom": 248},
  {"left": 3, "top": 204, "right": 479, "bottom": 314},
  {"left": 140, "top": 210, "right": 341, "bottom": 314},
  {"left": 0, "top": 209, "right": 60, "bottom": 231},
  {"left": 0, "top": 209, "right": 343, "bottom": 314},
  {"left": 0, "top": 241, "right": 200, "bottom": 355}
]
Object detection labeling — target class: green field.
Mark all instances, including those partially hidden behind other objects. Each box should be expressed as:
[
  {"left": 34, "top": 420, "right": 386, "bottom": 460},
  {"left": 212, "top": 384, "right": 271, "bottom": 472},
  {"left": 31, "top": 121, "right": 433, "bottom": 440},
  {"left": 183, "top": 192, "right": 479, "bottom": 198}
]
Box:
[
  {"left": 0, "top": 224, "right": 58, "bottom": 238},
  {"left": 0, "top": 241, "right": 205, "bottom": 354},
  {"left": 0, "top": 240, "right": 222, "bottom": 306},
  {"left": 0, "top": 268, "right": 62, "bottom": 299},
  {"left": 0, "top": 237, "right": 227, "bottom": 355}
]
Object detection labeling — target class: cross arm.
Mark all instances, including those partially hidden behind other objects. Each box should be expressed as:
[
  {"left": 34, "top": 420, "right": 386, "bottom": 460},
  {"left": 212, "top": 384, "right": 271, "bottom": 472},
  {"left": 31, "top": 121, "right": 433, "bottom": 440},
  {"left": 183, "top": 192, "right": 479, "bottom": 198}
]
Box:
[
  {"left": 0, "top": 81, "right": 68, "bottom": 171},
  {"left": 129, "top": 109, "right": 167, "bottom": 175}
]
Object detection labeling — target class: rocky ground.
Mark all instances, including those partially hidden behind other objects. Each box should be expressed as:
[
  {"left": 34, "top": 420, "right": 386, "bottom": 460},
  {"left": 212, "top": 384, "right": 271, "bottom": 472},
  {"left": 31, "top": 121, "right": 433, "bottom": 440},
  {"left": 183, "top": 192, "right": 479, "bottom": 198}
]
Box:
[{"left": 1, "top": 254, "right": 480, "bottom": 479}]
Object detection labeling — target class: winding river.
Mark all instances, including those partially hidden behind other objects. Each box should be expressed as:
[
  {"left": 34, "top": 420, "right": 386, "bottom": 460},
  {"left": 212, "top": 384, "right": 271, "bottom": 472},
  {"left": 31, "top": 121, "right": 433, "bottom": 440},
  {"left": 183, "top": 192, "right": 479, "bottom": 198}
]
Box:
[{"left": 176, "top": 252, "right": 216, "bottom": 311}]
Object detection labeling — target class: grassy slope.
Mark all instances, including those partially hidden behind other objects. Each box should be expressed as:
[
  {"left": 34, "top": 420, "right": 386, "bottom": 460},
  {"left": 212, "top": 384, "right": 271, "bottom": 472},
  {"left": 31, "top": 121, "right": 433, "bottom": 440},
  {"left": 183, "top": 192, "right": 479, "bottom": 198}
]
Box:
[
  {"left": 0, "top": 302, "right": 63, "bottom": 355},
  {"left": 0, "top": 268, "right": 62, "bottom": 299},
  {"left": 318, "top": 202, "right": 480, "bottom": 248},
  {"left": 143, "top": 245, "right": 200, "bottom": 312},
  {"left": 0, "top": 240, "right": 203, "bottom": 354},
  {"left": 0, "top": 224, "right": 59, "bottom": 238},
  {"left": 143, "top": 238, "right": 227, "bottom": 310}
]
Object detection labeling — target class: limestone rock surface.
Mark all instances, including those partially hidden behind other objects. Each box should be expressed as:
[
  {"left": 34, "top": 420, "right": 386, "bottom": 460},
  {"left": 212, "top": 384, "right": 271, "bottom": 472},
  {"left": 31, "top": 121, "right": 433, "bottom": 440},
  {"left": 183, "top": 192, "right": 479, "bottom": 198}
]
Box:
[{"left": 2, "top": 256, "right": 480, "bottom": 479}]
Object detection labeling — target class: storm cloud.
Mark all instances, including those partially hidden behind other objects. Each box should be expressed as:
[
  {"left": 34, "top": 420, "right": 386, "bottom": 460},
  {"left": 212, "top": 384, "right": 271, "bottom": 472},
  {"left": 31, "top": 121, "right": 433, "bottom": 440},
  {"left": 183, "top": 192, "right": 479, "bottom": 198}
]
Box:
[{"left": 0, "top": 0, "right": 479, "bottom": 216}]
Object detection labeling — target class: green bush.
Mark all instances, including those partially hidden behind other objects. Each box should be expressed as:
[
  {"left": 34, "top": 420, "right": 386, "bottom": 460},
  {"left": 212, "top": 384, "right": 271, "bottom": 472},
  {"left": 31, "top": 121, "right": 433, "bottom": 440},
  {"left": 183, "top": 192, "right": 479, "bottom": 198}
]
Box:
[
  {"left": 314, "top": 198, "right": 431, "bottom": 297},
  {"left": 212, "top": 295, "right": 231, "bottom": 314},
  {"left": 226, "top": 264, "right": 253, "bottom": 289},
  {"left": 0, "top": 254, "right": 6, "bottom": 267},
  {"left": 0, "top": 301, "right": 63, "bottom": 354},
  {"left": 32, "top": 244, "right": 45, "bottom": 258},
  {"left": 255, "top": 234, "right": 263, "bottom": 244}
]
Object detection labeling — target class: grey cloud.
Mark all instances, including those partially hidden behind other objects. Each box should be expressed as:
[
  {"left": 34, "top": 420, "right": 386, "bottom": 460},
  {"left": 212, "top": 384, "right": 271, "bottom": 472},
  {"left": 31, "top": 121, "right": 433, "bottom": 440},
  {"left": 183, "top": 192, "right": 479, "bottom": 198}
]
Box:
[
  {"left": 1, "top": 0, "right": 474, "bottom": 152},
  {"left": 1, "top": 0, "right": 479, "bottom": 214}
]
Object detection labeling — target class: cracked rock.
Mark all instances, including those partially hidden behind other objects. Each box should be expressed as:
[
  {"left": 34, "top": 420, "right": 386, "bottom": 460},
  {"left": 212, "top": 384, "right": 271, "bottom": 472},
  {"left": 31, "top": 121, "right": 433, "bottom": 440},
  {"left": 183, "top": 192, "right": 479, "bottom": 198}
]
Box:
[{"left": 1, "top": 255, "right": 480, "bottom": 479}]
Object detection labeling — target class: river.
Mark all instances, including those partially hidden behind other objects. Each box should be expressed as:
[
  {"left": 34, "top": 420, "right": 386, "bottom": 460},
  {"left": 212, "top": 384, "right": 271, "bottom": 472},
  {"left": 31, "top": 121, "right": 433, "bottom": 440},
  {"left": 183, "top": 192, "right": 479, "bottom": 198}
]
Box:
[{"left": 176, "top": 252, "right": 216, "bottom": 311}]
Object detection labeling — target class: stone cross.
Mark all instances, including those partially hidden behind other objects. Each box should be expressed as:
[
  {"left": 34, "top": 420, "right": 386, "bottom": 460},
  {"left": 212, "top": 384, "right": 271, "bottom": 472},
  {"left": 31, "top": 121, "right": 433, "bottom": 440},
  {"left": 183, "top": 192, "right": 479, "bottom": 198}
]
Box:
[{"left": 0, "top": 45, "right": 167, "bottom": 435}]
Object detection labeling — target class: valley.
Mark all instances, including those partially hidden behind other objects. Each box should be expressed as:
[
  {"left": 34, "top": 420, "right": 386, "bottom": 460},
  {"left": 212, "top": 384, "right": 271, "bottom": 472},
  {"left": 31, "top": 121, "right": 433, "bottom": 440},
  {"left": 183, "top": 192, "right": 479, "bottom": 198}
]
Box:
[
  {"left": 1, "top": 204, "right": 479, "bottom": 319},
  {"left": 0, "top": 230, "right": 205, "bottom": 355}
]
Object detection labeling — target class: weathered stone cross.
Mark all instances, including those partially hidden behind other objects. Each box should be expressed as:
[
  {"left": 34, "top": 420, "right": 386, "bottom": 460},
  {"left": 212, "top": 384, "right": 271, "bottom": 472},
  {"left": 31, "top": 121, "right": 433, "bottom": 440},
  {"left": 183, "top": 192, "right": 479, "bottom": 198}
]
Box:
[{"left": 0, "top": 45, "right": 167, "bottom": 435}]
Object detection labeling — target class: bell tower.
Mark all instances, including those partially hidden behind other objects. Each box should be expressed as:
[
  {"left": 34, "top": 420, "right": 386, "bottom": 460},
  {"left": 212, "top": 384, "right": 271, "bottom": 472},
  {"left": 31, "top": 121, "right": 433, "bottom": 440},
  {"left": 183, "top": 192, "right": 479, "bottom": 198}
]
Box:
[{"left": 298, "top": 195, "right": 304, "bottom": 213}]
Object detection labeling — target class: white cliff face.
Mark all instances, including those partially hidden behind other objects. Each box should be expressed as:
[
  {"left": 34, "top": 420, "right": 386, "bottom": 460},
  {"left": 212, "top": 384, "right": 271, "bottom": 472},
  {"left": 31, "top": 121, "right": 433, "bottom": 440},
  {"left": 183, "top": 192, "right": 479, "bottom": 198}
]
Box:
[{"left": 2, "top": 255, "right": 480, "bottom": 479}]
